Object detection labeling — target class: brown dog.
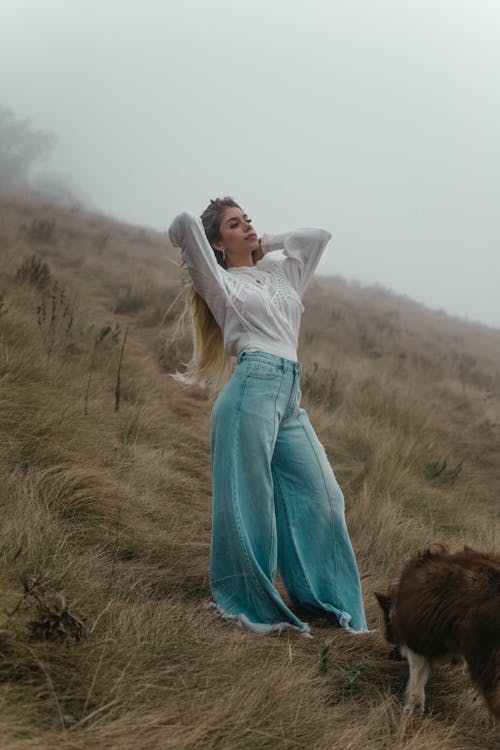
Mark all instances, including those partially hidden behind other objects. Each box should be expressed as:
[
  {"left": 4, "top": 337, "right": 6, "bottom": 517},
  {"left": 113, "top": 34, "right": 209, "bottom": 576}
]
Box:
[{"left": 375, "top": 545, "right": 500, "bottom": 718}]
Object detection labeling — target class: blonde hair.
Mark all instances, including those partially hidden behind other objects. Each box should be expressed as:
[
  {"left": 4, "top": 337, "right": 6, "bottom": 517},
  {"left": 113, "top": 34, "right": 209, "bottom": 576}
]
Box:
[
  {"left": 172, "top": 197, "right": 241, "bottom": 392},
  {"left": 172, "top": 287, "right": 233, "bottom": 392}
]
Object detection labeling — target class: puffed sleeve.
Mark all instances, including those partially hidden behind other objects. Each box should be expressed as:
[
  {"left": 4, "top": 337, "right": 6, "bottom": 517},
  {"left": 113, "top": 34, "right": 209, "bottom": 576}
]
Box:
[
  {"left": 168, "top": 211, "right": 227, "bottom": 326},
  {"left": 260, "top": 228, "right": 331, "bottom": 295}
]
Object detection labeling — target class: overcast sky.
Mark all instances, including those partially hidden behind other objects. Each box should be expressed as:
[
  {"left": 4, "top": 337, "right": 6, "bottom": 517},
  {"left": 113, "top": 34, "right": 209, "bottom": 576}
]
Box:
[{"left": 1, "top": 0, "right": 499, "bottom": 327}]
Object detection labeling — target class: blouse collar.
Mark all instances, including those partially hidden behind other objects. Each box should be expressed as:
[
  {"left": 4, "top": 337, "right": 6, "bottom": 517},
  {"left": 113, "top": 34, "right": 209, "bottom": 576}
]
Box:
[{"left": 226, "top": 264, "right": 260, "bottom": 274}]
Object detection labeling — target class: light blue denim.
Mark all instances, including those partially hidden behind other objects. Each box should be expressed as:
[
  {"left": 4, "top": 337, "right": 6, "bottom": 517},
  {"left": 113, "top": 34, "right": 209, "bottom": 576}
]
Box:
[{"left": 209, "top": 351, "right": 368, "bottom": 636}]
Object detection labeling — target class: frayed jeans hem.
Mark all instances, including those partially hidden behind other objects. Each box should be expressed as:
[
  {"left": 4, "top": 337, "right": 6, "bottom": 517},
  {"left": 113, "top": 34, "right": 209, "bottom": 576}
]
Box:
[{"left": 206, "top": 602, "right": 313, "bottom": 638}]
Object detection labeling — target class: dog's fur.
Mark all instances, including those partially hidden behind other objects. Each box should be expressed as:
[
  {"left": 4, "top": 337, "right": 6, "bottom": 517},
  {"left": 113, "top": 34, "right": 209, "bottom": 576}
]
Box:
[{"left": 375, "top": 545, "right": 500, "bottom": 718}]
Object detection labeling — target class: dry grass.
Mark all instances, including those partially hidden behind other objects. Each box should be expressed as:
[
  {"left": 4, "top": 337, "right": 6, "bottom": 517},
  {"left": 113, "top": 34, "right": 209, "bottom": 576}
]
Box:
[{"left": 0, "top": 189, "right": 499, "bottom": 748}]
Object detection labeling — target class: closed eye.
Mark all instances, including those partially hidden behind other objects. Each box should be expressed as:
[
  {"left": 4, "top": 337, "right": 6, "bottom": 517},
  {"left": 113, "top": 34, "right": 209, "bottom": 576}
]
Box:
[
  {"left": 228, "top": 216, "right": 252, "bottom": 227},
  {"left": 229, "top": 219, "right": 252, "bottom": 228}
]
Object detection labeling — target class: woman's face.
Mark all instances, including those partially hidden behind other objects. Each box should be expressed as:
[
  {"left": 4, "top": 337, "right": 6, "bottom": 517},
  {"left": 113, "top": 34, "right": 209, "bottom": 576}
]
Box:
[{"left": 215, "top": 207, "right": 259, "bottom": 264}]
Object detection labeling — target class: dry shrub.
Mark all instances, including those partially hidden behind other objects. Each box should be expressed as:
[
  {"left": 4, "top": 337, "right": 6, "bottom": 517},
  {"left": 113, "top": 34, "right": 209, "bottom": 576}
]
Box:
[
  {"left": 0, "top": 289, "right": 7, "bottom": 318},
  {"left": 36, "top": 281, "right": 76, "bottom": 358},
  {"left": 94, "top": 230, "right": 110, "bottom": 254},
  {"left": 16, "top": 254, "right": 51, "bottom": 290},
  {"left": 7, "top": 577, "right": 86, "bottom": 643},
  {"left": 28, "top": 217, "right": 56, "bottom": 243},
  {"left": 114, "top": 284, "right": 149, "bottom": 315}
]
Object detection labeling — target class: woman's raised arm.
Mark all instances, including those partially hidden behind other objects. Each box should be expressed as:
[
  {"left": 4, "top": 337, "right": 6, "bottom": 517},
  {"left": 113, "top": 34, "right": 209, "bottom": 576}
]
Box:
[
  {"left": 260, "top": 228, "right": 331, "bottom": 296},
  {"left": 168, "top": 211, "right": 226, "bottom": 307}
]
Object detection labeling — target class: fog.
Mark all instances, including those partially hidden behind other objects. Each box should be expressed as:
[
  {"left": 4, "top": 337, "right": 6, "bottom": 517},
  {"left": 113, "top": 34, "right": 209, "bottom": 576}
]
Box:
[{"left": 1, "top": 0, "right": 499, "bottom": 327}]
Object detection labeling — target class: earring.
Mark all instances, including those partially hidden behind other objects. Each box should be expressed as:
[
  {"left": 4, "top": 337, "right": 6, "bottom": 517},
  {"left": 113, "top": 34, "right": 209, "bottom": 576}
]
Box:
[{"left": 220, "top": 248, "right": 226, "bottom": 262}]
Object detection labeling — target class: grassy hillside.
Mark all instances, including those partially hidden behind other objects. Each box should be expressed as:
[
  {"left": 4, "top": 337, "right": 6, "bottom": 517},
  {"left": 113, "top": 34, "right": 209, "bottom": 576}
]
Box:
[{"left": 0, "top": 191, "right": 499, "bottom": 749}]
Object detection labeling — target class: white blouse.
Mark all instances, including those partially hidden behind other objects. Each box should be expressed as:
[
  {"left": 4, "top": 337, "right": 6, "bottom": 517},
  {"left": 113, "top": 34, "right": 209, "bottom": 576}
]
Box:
[{"left": 168, "top": 211, "right": 331, "bottom": 362}]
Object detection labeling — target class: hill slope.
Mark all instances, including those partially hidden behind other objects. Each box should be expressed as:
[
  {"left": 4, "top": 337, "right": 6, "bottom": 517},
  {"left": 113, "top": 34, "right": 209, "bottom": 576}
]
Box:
[{"left": 0, "top": 192, "right": 499, "bottom": 749}]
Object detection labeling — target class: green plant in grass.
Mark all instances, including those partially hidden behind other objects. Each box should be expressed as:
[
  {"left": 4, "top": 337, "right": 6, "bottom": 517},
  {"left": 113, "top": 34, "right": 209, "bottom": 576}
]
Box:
[
  {"left": 425, "top": 457, "right": 463, "bottom": 486},
  {"left": 336, "top": 658, "right": 368, "bottom": 699}
]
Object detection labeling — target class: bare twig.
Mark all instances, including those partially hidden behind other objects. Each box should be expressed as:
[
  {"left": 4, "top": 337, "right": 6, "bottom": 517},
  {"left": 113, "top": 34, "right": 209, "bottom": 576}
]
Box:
[
  {"left": 114, "top": 326, "right": 128, "bottom": 412},
  {"left": 5, "top": 574, "right": 48, "bottom": 618},
  {"left": 84, "top": 326, "right": 111, "bottom": 415}
]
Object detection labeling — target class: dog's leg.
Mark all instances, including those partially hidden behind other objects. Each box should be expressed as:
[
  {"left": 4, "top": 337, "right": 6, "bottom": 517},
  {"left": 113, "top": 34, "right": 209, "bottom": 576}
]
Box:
[{"left": 404, "top": 647, "right": 431, "bottom": 714}]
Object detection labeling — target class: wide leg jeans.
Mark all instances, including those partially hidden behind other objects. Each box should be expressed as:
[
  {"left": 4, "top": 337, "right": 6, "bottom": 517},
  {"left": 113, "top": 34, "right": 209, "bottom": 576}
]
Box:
[{"left": 210, "top": 351, "right": 368, "bottom": 635}]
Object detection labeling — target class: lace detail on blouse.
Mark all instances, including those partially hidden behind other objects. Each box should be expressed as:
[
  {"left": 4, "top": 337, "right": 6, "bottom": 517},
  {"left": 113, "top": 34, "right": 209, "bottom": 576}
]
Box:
[{"left": 268, "top": 263, "right": 303, "bottom": 314}]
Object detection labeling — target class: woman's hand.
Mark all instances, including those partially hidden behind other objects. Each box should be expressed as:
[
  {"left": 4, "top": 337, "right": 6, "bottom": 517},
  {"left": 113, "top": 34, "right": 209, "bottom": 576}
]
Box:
[{"left": 251, "top": 237, "right": 264, "bottom": 264}]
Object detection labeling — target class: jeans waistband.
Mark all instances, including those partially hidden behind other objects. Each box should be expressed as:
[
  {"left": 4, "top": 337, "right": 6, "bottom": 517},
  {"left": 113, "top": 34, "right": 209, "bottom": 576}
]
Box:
[{"left": 236, "top": 350, "right": 301, "bottom": 374}]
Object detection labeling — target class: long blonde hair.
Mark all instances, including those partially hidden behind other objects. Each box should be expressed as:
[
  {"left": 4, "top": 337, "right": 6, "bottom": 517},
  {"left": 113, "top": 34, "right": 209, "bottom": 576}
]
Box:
[{"left": 172, "top": 197, "right": 241, "bottom": 392}]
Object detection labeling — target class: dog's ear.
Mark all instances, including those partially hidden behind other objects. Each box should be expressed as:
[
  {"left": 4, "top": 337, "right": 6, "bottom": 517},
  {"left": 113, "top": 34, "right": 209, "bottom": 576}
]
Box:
[
  {"left": 374, "top": 591, "right": 392, "bottom": 615},
  {"left": 375, "top": 591, "right": 396, "bottom": 645}
]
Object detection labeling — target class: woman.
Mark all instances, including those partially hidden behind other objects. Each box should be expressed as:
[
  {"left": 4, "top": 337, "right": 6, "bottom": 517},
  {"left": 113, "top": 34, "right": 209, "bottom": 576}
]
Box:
[{"left": 169, "top": 197, "right": 368, "bottom": 636}]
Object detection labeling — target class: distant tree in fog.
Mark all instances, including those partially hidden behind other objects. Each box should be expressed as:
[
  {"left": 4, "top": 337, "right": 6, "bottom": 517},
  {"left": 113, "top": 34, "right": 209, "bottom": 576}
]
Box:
[{"left": 0, "top": 105, "right": 56, "bottom": 189}]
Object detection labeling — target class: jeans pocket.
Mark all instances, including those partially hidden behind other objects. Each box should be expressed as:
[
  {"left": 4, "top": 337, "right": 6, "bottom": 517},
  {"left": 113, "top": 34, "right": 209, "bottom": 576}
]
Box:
[{"left": 244, "top": 361, "right": 280, "bottom": 379}]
